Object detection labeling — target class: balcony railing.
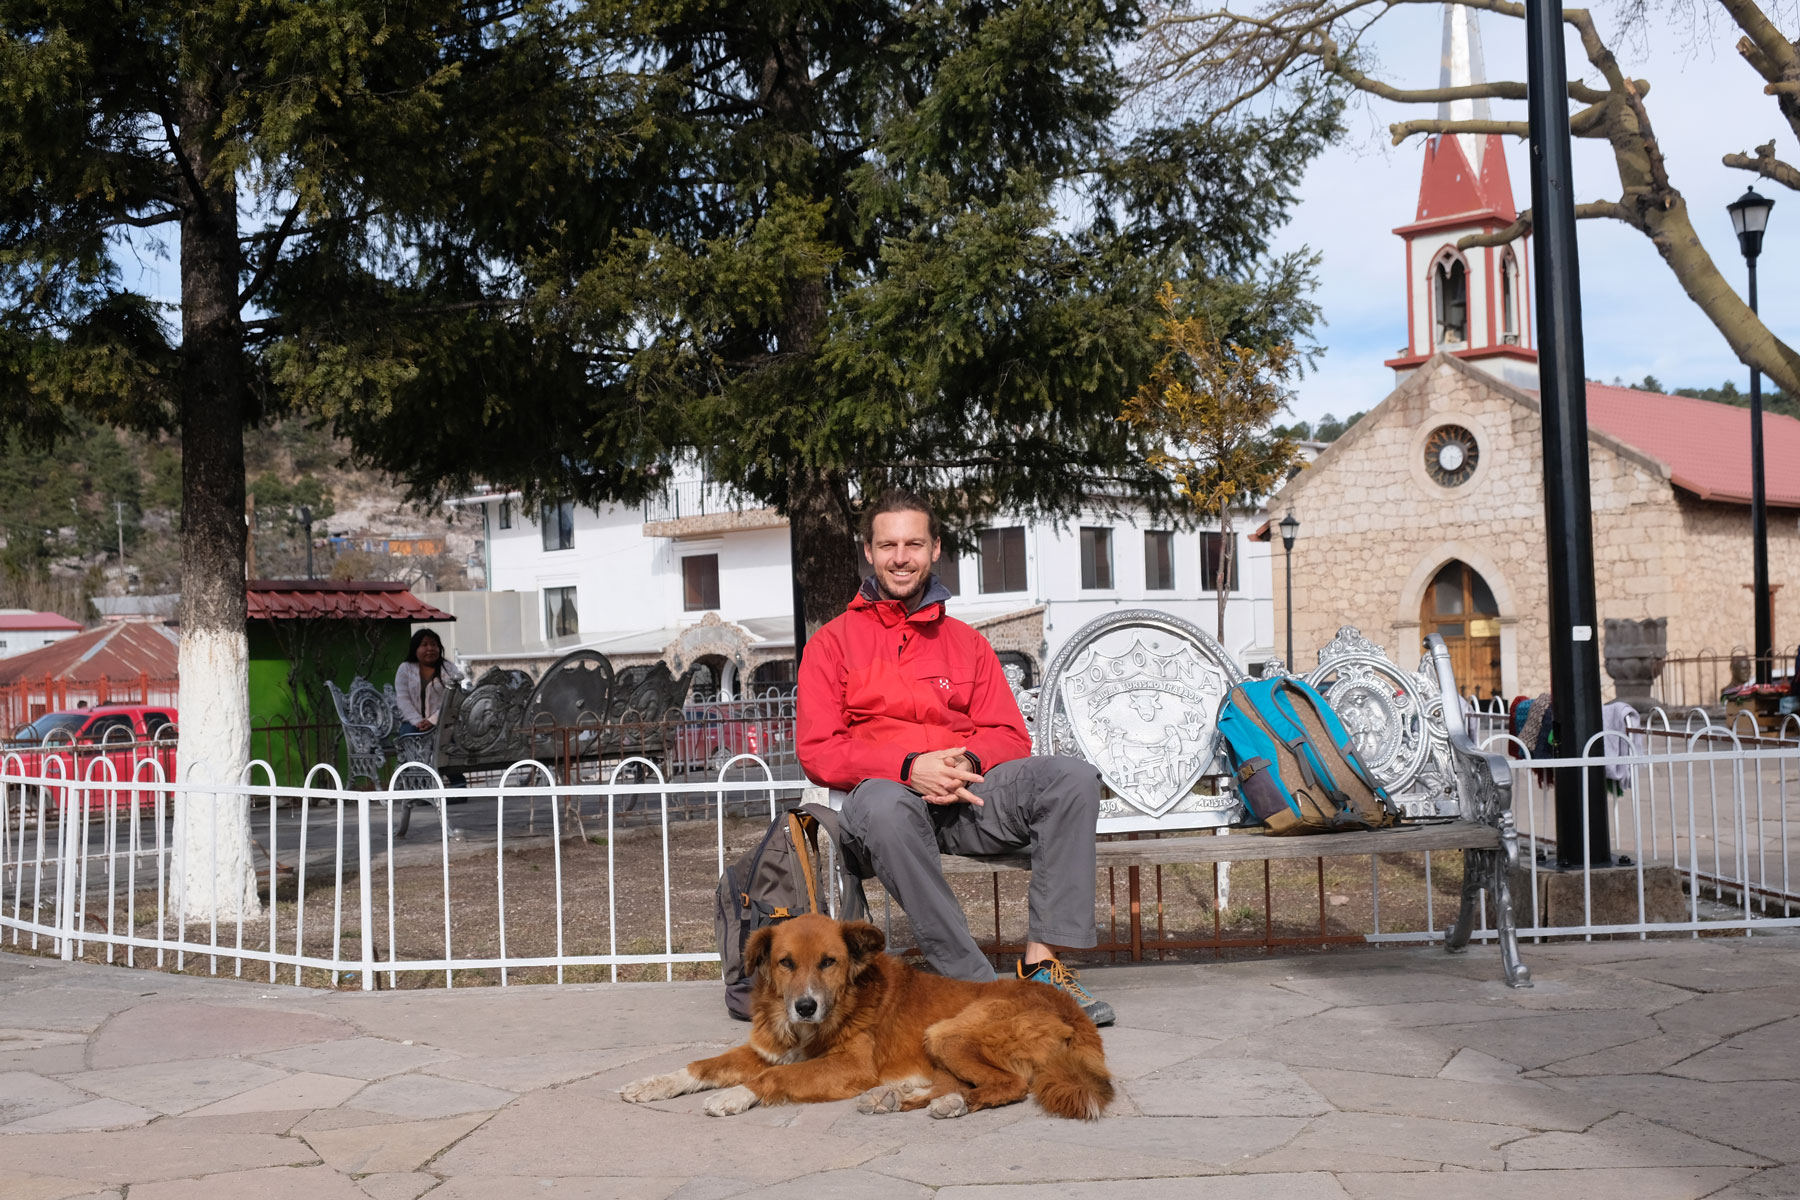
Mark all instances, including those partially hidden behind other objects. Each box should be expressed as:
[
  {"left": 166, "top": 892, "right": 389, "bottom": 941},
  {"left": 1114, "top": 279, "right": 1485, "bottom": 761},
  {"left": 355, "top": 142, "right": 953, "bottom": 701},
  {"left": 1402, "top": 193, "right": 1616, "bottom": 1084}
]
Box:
[{"left": 641, "top": 480, "right": 766, "bottom": 524}]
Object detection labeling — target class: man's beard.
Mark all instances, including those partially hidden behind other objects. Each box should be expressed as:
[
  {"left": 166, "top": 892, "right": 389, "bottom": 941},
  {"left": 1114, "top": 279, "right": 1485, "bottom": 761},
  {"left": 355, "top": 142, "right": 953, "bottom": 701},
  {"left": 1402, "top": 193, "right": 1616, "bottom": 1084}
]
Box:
[{"left": 877, "top": 568, "right": 928, "bottom": 605}]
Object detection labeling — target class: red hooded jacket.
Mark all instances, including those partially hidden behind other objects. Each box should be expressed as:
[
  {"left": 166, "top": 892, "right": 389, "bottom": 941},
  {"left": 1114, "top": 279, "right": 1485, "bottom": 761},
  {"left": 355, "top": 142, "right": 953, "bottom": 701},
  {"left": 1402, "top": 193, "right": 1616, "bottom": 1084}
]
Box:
[{"left": 797, "top": 577, "right": 1032, "bottom": 791}]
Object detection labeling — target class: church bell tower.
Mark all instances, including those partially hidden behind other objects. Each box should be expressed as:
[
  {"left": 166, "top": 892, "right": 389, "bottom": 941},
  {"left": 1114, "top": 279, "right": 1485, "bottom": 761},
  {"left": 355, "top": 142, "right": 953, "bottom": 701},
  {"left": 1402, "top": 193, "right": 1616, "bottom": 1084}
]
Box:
[{"left": 1385, "top": 5, "right": 1540, "bottom": 389}]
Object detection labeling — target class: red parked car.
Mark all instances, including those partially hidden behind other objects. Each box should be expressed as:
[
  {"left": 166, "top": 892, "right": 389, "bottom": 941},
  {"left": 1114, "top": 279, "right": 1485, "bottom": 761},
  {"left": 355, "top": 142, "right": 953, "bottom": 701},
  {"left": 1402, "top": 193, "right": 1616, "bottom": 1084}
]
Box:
[{"left": 2, "top": 705, "right": 178, "bottom": 810}]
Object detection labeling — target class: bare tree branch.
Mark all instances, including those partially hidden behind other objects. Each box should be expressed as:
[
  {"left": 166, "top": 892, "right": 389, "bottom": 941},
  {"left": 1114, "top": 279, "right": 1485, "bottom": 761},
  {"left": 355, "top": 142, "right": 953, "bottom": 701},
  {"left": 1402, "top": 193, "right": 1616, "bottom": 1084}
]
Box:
[
  {"left": 1389, "top": 118, "right": 1530, "bottom": 142},
  {"left": 1725, "top": 140, "right": 1800, "bottom": 190},
  {"left": 1455, "top": 202, "right": 1630, "bottom": 249},
  {"left": 1388, "top": 101, "right": 1608, "bottom": 143}
]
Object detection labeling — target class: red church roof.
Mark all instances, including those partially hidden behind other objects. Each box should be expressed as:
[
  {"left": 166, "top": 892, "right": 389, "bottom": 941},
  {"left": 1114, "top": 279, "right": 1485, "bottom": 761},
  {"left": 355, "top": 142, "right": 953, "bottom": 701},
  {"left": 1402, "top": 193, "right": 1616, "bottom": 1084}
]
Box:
[
  {"left": 246, "top": 580, "right": 454, "bottom": 622},
  {"left": 0, "top": 622, "right": 179, "bottom": 685},
  {"left": 1585, "top": 384, "right": 1800, "bottom": 508},
  {"left": 1401, "top": 133, "right": 1518, "bottom": 232},
  {"left": 0, "top": 611, "right": 83, "bottom": 632}
]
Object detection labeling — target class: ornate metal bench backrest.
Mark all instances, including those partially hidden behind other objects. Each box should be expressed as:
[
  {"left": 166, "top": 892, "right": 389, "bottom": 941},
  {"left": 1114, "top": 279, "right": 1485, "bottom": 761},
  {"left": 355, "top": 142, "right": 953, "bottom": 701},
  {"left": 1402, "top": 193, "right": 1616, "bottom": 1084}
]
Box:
[
  {"left": 1296, "top": 626, "right": 1451, "bottom": 818},
  {"left": 436, "top": 667, "right": 538, "bottom": 773},
  {"left": 1031, "top": 610, "right": 1248, "bottom": 829},
  {"left": 326, "top": 677, "right": 395, "bottom": 785}
]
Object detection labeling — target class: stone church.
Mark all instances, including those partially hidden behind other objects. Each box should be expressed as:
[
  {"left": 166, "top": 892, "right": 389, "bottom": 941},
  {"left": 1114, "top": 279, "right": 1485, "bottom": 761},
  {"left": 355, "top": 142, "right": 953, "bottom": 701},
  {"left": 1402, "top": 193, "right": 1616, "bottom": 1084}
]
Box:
[{"left": 1265, "top": 6, "right": 1800, "bottom": 700}]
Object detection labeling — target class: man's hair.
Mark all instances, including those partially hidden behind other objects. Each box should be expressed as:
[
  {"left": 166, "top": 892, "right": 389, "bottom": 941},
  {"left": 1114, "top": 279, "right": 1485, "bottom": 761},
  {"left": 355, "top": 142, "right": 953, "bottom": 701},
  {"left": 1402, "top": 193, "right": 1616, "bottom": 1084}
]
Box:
[{"left": 859, "top": 489, "right": 940, "bottom": 544}]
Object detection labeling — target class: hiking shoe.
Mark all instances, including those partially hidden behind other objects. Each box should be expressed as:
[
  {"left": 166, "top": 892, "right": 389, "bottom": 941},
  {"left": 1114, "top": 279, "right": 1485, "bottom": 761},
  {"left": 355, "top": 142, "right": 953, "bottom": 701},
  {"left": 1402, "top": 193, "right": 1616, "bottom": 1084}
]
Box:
[{"left": 1019, "top": 957, "right": 1115, "bottom": 1027}]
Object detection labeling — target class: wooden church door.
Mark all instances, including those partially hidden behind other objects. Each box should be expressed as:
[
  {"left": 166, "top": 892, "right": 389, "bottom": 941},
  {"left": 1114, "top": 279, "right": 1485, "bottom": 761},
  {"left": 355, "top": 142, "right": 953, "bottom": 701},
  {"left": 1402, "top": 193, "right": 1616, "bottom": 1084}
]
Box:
[{"left": 1420, "top": 561, "right": 1503, "bottom": 699}]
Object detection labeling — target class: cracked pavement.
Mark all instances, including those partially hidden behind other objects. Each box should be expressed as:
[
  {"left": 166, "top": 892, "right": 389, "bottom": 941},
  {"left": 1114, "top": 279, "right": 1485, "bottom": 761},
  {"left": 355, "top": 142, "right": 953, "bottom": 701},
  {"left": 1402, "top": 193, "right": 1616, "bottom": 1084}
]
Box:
[{"left": 2, "top": 936, "right": 1800, "bottom": 1198}]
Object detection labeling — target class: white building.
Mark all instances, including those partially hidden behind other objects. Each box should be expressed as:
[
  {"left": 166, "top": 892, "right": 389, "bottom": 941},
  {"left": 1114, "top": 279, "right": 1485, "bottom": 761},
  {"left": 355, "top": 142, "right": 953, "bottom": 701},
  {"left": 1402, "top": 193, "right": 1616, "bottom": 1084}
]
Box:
[
  {"left": 0, "top": 610, "right": 85, "bottom": 659},
  {"left": 430, "top": 476, "right": 1277, "bottom": 696}
]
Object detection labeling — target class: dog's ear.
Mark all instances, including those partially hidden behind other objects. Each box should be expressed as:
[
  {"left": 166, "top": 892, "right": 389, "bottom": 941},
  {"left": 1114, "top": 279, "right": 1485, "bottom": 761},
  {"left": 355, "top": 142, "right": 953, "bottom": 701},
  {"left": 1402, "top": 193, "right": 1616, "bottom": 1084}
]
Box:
[
  {"left": 745, "top": 926, "right": 776, "bottom": 976},
  {"left": 841, "top": 921, "right": 886, "bottom": 963}
]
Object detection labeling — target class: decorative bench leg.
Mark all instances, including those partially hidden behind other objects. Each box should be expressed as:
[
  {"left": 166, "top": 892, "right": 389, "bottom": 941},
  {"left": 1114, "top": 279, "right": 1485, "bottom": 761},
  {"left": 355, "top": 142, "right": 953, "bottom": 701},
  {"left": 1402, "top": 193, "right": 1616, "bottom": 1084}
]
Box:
[{"left": 1446, "top": 847, "right": 1533, "bottom": 988}]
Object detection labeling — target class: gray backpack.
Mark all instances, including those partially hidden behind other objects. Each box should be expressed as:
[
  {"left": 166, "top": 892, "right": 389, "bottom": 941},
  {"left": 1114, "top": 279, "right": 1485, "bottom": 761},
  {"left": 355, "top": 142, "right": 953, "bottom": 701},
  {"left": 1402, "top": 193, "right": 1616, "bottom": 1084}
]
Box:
[{"left": 716, "top": 804, "right": 869, "bottom": 1020}]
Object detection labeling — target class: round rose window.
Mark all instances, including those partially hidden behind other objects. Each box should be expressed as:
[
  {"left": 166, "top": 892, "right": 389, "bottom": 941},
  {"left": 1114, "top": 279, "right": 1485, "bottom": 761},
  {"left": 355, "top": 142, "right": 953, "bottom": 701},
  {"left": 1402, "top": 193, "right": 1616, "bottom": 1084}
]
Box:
[{"left": 1424, "top": 425, "right": 1479, "bottom": 487}]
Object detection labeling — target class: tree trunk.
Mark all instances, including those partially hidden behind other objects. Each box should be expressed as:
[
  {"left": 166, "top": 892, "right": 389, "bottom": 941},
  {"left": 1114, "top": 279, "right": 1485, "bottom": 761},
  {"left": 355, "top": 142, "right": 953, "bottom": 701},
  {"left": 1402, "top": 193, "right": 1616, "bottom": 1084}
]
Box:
[
  {"left": 1215, "top": 507, "right": 1233, "bottom": 645},
  {"left": 171, "top": 70, "right": 260, "bottom": 923},
  {"left": 789, "top": 466, "right": 862, "bottom": 640}
]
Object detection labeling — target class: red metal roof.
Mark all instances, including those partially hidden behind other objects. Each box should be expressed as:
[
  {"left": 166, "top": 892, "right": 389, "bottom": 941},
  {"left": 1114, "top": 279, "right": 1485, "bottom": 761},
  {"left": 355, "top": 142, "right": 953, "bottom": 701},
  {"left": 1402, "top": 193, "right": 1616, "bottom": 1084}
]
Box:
[
  {"left": 0, "top": 611, "right": 84, "bottom": 632},
  {"left": 246, "top": 580, "right": 454, "bottom": 622},
  {"left": 0, "top": 622, "right": 179, "bottom": 685},
  {"left": 1585, "top": 384, "right": 1800, "bottom": 508}
]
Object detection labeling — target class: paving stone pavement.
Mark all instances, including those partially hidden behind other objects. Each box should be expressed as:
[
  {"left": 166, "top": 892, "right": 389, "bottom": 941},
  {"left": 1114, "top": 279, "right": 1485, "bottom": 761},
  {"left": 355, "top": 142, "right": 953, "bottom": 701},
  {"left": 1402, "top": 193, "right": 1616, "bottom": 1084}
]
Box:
[{"left": 2, "top": 937, "right": 1799, "bottom": 1198}]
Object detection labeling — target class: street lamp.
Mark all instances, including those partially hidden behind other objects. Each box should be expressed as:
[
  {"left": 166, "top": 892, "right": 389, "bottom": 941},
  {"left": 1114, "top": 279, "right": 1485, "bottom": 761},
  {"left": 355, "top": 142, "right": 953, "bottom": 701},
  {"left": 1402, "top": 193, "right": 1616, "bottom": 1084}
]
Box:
[
  {"left": 1728, "top": 186, "right": 1776, "bottom": 684},
  {"left": 298, "top": 505, "right": 315, "bottom": 580},
  {"left": 1279, "top": 511, "right": 1300, "bottom": 668}
]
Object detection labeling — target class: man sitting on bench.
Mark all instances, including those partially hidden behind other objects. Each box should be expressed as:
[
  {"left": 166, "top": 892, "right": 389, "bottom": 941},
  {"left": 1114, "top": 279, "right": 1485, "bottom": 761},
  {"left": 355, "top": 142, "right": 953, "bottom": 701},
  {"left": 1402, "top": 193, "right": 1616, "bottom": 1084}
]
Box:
[{"left": 796, "top": 490, "right": 1112, "bottom": 1025}]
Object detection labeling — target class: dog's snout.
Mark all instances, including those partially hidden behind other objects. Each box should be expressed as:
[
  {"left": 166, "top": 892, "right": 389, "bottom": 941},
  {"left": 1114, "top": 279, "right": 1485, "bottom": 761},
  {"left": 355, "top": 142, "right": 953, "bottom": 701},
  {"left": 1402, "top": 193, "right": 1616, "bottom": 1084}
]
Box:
[{"left": 794, "top": 996, "right": 818, "bottom": 1019}]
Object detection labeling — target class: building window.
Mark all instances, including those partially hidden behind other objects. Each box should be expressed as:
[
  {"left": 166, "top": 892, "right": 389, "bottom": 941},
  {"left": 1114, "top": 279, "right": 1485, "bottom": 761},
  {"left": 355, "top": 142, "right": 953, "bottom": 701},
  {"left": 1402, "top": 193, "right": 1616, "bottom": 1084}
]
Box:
[
  {"left": 683, "top": 553, "right": 720, "bottom": 611},
  {"left": 497, "top": 499, "right": 513, "bottom": 530},
  {"left": 1433, "top": 250, "right": 1468, "bottom": 344},
  {"left": 1079, "top": 527, "right": 1113, "bottom": 590},
  {"left": 541, "top": 501, "right": 574, "bottom": 551},
  {"left": 1500, "top": 250, "right": 1519, "bottom": 343},
  {"left": 1200, "top": 531, "right": 1238, "bottom": 593},
  {"left": 1145, "top": 530, "right": 1175, "bottom": 590},
  {"left": 978, "top": 527, "right": 1027, "bottom": 594},
  {"left": 1424, "top": 424, "right": 1480, "bottom": 487},
  {"left": 935, "top": 551, "right": 961, "bottom": 597},
  {"left": 544, "top": 586, "right": 579, "bottom": 639}
]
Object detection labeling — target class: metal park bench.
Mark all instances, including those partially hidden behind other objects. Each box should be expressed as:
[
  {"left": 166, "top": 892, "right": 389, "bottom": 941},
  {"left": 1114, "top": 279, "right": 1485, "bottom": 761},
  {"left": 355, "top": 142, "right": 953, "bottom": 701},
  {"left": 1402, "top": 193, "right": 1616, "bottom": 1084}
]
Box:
[
  {"left": 326, "top": 649, "right": 701, "bottom": 832},
  {"left": 821, "top": 611, "right": 1529, "bottom": 988}
]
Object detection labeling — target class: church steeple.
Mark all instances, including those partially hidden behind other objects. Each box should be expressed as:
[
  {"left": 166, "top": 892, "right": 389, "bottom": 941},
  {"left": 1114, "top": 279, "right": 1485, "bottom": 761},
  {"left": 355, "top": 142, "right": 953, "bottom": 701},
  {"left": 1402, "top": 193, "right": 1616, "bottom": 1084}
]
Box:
[{"left": 1386, "top": 4, "right": 1538, "bottom": 388}]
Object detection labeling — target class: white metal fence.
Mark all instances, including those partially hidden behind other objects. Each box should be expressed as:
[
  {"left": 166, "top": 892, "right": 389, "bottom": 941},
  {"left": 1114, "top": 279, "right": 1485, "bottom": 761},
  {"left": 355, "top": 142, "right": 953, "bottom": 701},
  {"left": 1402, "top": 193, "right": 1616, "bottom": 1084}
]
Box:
[{"left": 5, "top": 708, "right": 1800, "bottom": 990}]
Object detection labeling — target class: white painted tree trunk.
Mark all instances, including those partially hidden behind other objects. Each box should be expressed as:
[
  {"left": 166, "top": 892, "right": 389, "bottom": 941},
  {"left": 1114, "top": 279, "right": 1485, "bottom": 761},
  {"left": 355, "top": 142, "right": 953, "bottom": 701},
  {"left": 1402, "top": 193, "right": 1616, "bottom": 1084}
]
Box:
[{"left": 172, "top": 626, "right": 261, "bottom": 923}]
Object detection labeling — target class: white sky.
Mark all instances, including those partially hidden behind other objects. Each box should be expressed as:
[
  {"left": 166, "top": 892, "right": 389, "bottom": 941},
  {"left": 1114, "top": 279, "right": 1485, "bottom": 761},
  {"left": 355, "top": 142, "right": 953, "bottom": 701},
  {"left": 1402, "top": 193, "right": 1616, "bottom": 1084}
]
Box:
[{"left": 1272, "top": 2, "right": 1799, "bottom": 425}]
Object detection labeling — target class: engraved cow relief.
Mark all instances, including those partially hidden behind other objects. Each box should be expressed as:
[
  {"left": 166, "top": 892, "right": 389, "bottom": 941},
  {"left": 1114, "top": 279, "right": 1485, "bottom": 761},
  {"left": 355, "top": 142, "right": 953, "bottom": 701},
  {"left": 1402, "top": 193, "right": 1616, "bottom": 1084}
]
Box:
[{"left": 1059, "top": 632, "right": 1232, "bottom": 820}]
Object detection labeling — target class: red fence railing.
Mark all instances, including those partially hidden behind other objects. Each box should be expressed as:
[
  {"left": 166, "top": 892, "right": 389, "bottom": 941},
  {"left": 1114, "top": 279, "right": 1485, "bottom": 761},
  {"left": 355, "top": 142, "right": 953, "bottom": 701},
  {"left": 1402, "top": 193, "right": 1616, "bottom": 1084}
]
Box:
[{"left": 0, "top": 674, "right": 180, "bottom": 732}]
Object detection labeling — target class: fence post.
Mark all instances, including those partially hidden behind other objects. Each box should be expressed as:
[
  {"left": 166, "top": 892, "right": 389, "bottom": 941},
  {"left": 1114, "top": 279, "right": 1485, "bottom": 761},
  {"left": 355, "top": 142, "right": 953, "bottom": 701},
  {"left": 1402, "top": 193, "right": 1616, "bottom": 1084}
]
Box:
[
  {"left": 58, "top": 783, "right": 78, "bottom": 960},
  {"left": 357, "top": 792, "right": 375, "bottom": 990}
]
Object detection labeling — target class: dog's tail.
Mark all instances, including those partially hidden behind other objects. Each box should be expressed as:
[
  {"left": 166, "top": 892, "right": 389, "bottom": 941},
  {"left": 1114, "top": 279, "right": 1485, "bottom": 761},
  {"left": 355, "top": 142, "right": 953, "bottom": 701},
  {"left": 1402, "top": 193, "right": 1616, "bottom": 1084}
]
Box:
[{"left": 1030, "top": 1023, "right": 1114, "bottom": 1121}]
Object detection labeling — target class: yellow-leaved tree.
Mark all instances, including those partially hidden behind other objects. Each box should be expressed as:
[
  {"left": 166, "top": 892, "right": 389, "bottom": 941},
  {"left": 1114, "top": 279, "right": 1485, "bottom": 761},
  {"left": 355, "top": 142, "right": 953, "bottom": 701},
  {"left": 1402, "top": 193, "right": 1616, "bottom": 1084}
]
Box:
[{"left": 1123, "top": 283, "right": 1300, "bottom": 644}]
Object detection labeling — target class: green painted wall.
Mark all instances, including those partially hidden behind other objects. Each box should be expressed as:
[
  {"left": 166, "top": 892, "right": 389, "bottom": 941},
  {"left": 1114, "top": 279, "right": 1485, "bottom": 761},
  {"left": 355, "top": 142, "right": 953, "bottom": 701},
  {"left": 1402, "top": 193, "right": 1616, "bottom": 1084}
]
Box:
[{"left": 246, "top": 620, "right": 414, "bottom": 786}]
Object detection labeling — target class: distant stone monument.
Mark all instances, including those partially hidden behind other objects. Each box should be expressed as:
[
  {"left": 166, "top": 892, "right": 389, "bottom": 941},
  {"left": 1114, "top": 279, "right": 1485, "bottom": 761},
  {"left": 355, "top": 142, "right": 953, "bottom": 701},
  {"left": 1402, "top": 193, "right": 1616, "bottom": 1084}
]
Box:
[{"left": 1602, "top": 617, "right": 1667, "bottom": 712}]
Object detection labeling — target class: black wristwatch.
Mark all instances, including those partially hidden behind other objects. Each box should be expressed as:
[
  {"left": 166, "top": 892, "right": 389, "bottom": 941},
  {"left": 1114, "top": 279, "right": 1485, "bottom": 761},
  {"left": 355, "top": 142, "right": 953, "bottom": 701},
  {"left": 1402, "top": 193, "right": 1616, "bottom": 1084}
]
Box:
[
  {"left": 964, "top": 751, "right": 982, "bottom": 776},
  {"left": 900, "top": 751, "right": 921, "bottom": 783}
]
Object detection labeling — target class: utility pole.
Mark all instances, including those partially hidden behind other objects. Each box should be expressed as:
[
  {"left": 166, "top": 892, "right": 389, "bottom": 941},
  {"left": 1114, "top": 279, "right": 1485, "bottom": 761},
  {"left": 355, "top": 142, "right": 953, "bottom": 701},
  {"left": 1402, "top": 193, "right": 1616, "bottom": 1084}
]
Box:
[{"left": 1525, "top": 0, "right": 1611, "bottom": 866}]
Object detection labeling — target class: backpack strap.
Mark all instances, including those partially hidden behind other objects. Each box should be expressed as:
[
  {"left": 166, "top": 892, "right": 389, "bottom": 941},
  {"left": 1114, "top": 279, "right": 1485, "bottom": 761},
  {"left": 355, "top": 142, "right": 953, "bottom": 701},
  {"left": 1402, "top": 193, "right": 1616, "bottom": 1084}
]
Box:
[
  {"left": 1269, "top": 682, "right": 1358, "bottom": 816},
  {"left": 787, "top": 810, "right": 822, "bottom": 915}
]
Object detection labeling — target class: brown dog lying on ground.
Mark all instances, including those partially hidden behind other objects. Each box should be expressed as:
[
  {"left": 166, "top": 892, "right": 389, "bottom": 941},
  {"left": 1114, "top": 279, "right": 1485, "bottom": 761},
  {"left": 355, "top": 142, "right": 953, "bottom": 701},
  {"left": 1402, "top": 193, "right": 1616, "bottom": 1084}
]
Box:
[{"left": 619, "top": 913, "right": 1113, "bottom": 1120}]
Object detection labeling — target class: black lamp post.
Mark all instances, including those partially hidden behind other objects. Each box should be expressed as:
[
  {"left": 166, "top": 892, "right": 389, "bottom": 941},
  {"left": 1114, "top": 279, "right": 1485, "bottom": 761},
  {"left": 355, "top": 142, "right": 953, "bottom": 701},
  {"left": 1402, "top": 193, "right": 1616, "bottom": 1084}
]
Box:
[
  {"left": 1279, "top": 511, "right": 1299, "bottom": 668},
  {"left": 1728, "top": 186, "right": 1776, "bottom": 684},
  {"left": 298, "top": 505, "right": 315, "bottom": 580}
]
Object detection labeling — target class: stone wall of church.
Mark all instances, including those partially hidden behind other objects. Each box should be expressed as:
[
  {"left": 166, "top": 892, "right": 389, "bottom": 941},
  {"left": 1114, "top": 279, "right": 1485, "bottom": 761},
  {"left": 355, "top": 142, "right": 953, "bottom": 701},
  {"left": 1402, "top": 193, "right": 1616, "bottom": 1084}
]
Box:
[
  {"left": 1278, "top": 357, "right": 1555, "bottom": 688},
  {"left": 1273, "top": 355, "right": 1772, "bottom": 702},
  {"left": 1668, "top": 496, "right": 1800, "bottom": 661}
]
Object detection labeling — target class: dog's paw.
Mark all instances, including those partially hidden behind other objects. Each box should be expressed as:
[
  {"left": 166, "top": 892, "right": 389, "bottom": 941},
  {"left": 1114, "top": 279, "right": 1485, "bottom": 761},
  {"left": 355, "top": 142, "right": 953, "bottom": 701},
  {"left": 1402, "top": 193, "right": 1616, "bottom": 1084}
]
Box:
[
  {"left": 702, "top": 1084, "right": 760, "bottom": 1117},
  {"left": 856, "top": 1082, "right": 927, "bottom": 1114},
  {"left": 619, "top": 1068, "right": 699, "bottom": 1104},
  {"left": 928, "top": 1092, "right": 970, "bottom": 1120}
]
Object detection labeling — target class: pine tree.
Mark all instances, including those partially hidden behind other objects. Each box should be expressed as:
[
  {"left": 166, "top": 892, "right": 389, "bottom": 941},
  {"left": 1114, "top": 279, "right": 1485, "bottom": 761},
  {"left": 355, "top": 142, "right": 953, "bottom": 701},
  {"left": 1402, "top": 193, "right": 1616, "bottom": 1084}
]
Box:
[
  {"left": 320, "top": 0, "right": 1341, "bottom": 630},
  {"left": 1, "top": 0, "right": 612, "bottom": 918}
]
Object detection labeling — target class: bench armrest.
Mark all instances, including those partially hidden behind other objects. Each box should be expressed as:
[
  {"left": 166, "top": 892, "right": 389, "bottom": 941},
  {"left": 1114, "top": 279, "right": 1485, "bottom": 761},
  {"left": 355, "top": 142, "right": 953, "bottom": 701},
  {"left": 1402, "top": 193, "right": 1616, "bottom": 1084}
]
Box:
[{"left": 1422, "top": 634, "right": 1519, "bottom": 866}]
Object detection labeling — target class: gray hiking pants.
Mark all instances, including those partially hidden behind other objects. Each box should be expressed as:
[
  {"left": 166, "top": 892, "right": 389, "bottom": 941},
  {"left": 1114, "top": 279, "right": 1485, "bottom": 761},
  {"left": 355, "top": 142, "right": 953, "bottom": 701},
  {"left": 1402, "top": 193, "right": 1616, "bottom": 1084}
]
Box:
[{"left": 837, "top": 755, "right": 1102, "bottom": 982}]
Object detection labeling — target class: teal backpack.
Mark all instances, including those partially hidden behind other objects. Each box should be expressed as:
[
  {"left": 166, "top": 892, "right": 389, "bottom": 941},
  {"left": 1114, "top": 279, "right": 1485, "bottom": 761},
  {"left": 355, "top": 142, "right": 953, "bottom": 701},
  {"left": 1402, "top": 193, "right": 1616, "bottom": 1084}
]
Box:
[{"left": 1218, "top": 677, "right": 1398, "bottom": 835}]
